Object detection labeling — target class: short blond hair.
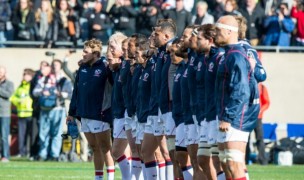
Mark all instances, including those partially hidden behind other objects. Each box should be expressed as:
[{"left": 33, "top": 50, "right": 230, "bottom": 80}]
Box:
[
  {"left": 109, "top": 31, "right": 128, "bottom": 49},
  {"left": 84, "top": 39, "right": 102, "bottom": 56}
]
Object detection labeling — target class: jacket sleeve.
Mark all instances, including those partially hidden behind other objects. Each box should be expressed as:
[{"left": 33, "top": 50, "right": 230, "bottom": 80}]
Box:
[
  {"left": 61, "top": 79, "right": 73, "bottom": 100},
  {"left": 0, "top": 4, "right": 11, "bottom": 22},
  {"left": 281, "top": 17, "right": 295, "bottom": 33},
  {"left": 10, "top": 88, "right": 20, "bottom": 106},
  {"left": 68, "top": 69, "right": 79, "bottom": 117},
  {"left": 252, "top": 50, "right": 267, "bottom": 82},
  {"left": 62, "top": 60, "right": 76, "bottom": 83},
  {"left": 0, "top": 81, "right": 14, "bottom": 100},
  {"left": 221, "top": 53, "right": 250, "bottom": 123}
]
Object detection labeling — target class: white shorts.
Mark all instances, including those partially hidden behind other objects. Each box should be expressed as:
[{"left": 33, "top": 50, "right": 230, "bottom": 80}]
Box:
[
  {"left": 125, "top": 114, "right": 137, "bottom": 137},
  {"left": 217, "top": 125, "right": 250, "bottom": 143},
  {"left": 113, "top": 118, "right": 127, "bottom": 139},
  {"left": 207, "top": 120, "right": 219, "bottom": 145},
  {"left": 144, "top": 116, "right": 154, "bottom": 134},
  {"left": 153, "top": 113, "right": 165, "bottom": 136},
  {"left": 160, "top": 111, "right": 176, "bottom": 136},
  {"left": 185, "top": 123, "right": 199, "bottom": 145},
  {"left": 135, "top": 123, "right": 145, "bottom": 144},
  {"left": 80, "top": 118, "right": 110, "bottom": 133},
  {"left": 175, "top": 123, "right": 186, "bottom": 148},
  {"left": 199, "top": 120, "right": 208, "bottom": 142}
]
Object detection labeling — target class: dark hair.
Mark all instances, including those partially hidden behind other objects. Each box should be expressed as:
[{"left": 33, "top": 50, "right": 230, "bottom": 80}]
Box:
[
  {"left": 52, "top": 59, "right": 63, "bottom": 69},
  {"left": 23, "top": 68, "right": 35, "bottom": 77},
  {"left": 155, "top": 18, "right": 177, "bottom": 36},
  {"left": 197, "top": 23, "right": 216, "bottom": 41}
]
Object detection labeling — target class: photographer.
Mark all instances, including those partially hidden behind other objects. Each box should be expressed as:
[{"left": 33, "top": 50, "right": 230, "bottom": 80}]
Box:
[
  {"left": 262, "top": 2, "right": 295, "bottom": 46},
  {"left": 137, "top": 4, "right": 163, "bottom": 36},
  {"left": 291, "top": 0, "right": 304, "bottom": 46}
]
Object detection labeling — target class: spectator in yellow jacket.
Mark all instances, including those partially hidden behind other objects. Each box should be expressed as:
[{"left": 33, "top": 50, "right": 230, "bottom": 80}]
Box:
[{"left": 10, "top": 68, "right": 35, "bottom": 157}]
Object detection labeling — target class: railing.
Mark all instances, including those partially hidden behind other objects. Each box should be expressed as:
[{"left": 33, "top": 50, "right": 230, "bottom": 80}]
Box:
[{"left": 1, "top": 41, "right": 304, "bottom": 52}]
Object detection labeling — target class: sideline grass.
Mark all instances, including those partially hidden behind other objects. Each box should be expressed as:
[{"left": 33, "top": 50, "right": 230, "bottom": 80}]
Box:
[{"left": 0, "top": 160, "right": 303, "bottom": 180}]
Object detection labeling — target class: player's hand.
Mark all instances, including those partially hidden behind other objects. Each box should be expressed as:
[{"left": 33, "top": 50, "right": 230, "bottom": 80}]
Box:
[
  {"left": 66, "top": 116, "right": 74, "bottom": 124},
  {"left": 219, "top": 121, "right": 231, "bottom": 132}
]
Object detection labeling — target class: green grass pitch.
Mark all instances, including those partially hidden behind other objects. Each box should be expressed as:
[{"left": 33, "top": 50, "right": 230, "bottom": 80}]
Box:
[{"left": 0, "top": 160, "right": 303, "bottom": 180}]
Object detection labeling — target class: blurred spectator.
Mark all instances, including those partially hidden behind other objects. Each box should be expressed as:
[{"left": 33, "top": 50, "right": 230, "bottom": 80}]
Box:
[
  {"left": 183, "top": 0, "right": 195, "bottom": 12},
  {"left": 10, "top": 68, "right": 35, "bottom": 158},
  {"left": 67, "top": 0, "right": 84, "bottom": 16},
  {"left": 86, "top": 0, "right": 112, "bottom": 44},
  {"left": 0, "top": 66, "right": 14, "bottom": 162},
  {"left": 212, "top": 0, "right": 226, "bottom": 21},
  {"left": 137, "top": 3, "right": 163, "bottom": 36},
  {"left": 29, "top": 60, "right": 49, "bottom": 160},
  {"left": 162, "top": 0, "right": 192, "bottom": 37},
  {"left": 34, "top": 0, "right": 54, "bottom": 47},
  {"left": 223, "top": 0, "right": 242, "bottom": 16},
  {"left": 192, "top": 1, "right": 214, "bottom": 25},
  {"left": 262, "top": 2, "right": 295, "bottom": 46},
  {"left": 239, "top": 0, "right": 265, "bottom": 46},
  {"left": 12, "top": 0, "right": 35, "bottom": 41},
  {"left": 291, "top": 0, "right": 304, "bottom": 46},
  {"left": 0, "top": 0, "right": 12, "bottom": 47},
  {"left": 33, "top": 60, "right": 73, "bottom": 161},
  {"left": 52, "top": 0, "right": 80, "bottom": 47},
  {"left": 109, "top": 0, "right": 138, "bottom": 36}
]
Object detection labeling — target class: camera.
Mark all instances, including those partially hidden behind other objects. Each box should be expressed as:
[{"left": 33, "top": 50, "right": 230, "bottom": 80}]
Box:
[{"left": 45, "top": 51, "right": 55, "bottom": 56}]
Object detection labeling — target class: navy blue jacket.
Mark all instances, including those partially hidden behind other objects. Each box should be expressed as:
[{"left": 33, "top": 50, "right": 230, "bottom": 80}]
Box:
[
  {"left": 148, "top": 55, "right": 159, "bottom": 116},
  {"left": 130, "top": 64, "right": 142, "bottom": 116},
  {"left": 69, "top": 59, "right": 108, "bottom": 122},
  {"left": 216, "top": 44, "right": 251, "bottom": 131},
  {"left": 205, "top": 47, "right": 224, "bottom": 122},
  {"left": 187, "top": 49, "right": 199, "bottom": 116},
  {"left": 172, "top": 61, "right": 185, "bottom": 127},
  {"left": 120, "top": 59, "right": 132, "bottom": 116},
  {"left": 137, "top": 62, "right": 153, "bottom": 123},
  {"left": 159, "top": 49, "right": 172, "bottom": 114},
  {"left": 239, "top": 39, "right": 267, "bottom": 83},
  {"left": 112, "top": 62, "right": 126, "bottom": 119},
  {"left": 181, "top": 61, "right": 194, "bottom": 125},
  {"left": 196, "top": 53, "right": 207, "bottom": 124}
]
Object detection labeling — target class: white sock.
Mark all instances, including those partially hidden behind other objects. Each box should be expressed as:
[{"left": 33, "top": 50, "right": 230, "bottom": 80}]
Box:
[
  {"left": 131, "top": 157, "right": 142, "bottom": 180},
  {"left": 245, "top": 169, "right": 250, "bottom": 180},
  {"left": 158, "top": 162, "right": 166, "bottom": 180},
  {"left": 106, "top": 166, "right": 115, "bottom": 180},
  {"left": 117, "top": 155, "right": 131, "bottom": 180},
  {"left": 165, "top": 159, "right": 174, "bottom": 180},
  {"left": 182, "top": 166, "right": 193, "bottom": 180},
  {"left": 217, "top": 171, "right": 226, "bottom": 180},
  {"left": 140, "top": 162, "right": 146, "bottom": 180},
  {"left": 95, "top": 170, "right": 103, "bottom": 180},
  {"left": 145, "top": 161, "right": 158, "bottom": 180}
]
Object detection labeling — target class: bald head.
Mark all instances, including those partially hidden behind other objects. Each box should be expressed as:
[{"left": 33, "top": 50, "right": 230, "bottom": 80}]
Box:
[
  {"left": 214, "top": 15, "right": 239, "bottom": 46},
  {"left": 0, "top": 66, "right": 7, "bottom": 81}
]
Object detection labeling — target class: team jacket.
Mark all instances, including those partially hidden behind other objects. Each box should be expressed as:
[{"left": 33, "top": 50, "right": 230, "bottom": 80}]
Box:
[
  {"left": 172, "top": 61, "right": 185, "bottom": 127},
  {"left": 205, "top": 47, "right": 224, "bottom": 122},
  {"left": 130, "top": 64, "right": 142, "bottom": 116},
  {"left": 239, "top": 39, "right": 267, "bottom": 82},
  {"left": 215, "top": 44, "right": 251, "bottom": 132},
  {"left": 196, "top": 53, "right": 207, "bottom": 124},
  {"left": 187, "top": 49, "right": 199, "bottom": 117},
  {"left": 181, "top": 61, "right": 194, "bottom": 125},
  {"left": 120, "top": 59, "right": 132, "bottom": 117},
  {"left": 149, "top": 55, "right": 159, "bottom": 116},
  {"left": 111, "top": 61, "right": 126, "bottom": 119},
  {"left": 137, "top": 61, "right": 153, "bottom": 123},
  {"left": 159, "top": 48, "right": 172, "bottom": 114},
  {"left": 68, "top": 59, "right": 108, "bottom": 122}
]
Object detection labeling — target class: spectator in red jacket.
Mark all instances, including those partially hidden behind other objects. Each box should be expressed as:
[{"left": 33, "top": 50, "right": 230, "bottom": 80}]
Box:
[
  {"left": 246, "top": 83, "right": 270, "bottom": 165},
  {"left": 291, "top": 0, "right": 304, "bottom": 46}
]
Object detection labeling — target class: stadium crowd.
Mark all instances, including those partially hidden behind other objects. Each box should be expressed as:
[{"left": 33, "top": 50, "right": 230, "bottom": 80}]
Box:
[
  {"left": 0, "top": 0, "right": 304, "bottom": 47},
  {"left": 0, "top": 4, "right": 274, "bottom": 179}
]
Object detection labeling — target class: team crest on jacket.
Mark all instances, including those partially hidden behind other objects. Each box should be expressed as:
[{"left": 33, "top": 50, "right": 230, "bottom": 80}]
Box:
[
  {"left": 160, "top": 51, "right": 165, "bottom": 58},
  {"left": 183, "top": 69, "right": 188, "bottom": 77},
  {"left": 197, "top": 61, "right": 202, "bottom": 72},
  {"left": 189, "top": 57, "right": 195, "bottom": 66},
  {"left": 219, "top": 56, "right": 225, "bottom": 65},
  {"left": 122, "top": 61, "right": 126, "bottom": 69},
  {"left": 208, "top": 62, "right": 214, "bottom": 72},
  {"left": 174, "top": 73, "right": 181, "bottom": 82},
  {"left": 143, "top": 73, "right": 149, "bottom": 81},
  {"left": 94, "top": 69, "right": 102, "bottom": 77}
]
